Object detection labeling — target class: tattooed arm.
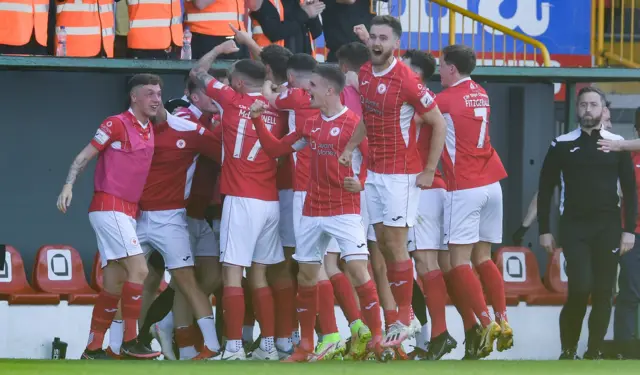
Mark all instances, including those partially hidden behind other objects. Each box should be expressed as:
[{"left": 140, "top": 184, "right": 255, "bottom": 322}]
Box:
[
  {"left": 57, "top": 144, "right": 99, "bottom": 213},
  {"left": 190, "top": 40, "right": 240, "bottom": 88}
]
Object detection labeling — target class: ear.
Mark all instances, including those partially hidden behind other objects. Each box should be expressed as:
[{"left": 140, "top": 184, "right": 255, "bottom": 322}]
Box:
[{"left": 394, "top": 38, "right": 401, "bottom": 49}]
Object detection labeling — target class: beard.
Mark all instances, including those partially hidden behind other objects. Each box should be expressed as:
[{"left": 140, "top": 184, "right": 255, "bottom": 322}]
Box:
[
  {"left": 371, "top": 48, "right": 393, "bottom": 66},
  {"left": 579, "top": 114, "right": 602, "bottom": 128}
]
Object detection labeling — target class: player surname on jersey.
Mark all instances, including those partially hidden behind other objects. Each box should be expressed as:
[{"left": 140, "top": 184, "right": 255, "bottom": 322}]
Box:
[{"left": 464, "top": 93, "right": 490, "bottom": 108}]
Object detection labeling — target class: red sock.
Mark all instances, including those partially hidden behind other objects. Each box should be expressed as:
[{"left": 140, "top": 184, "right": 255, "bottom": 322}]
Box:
[
  {"left": 243, "top": 284, "right": 255, "bottom": 326},
  {"left": 175, "top": 325, "right": 197, "bottom": 349},
  {"left": 272, "top": 281, "right": 296, "bottom": 338},
  {"left": 317, "top": 280, "right": 338, "bottom": 334},
  {"left": 444, "top": 271, "right": 477, "bottom": 331},
  {"left": 297, "top": 285, "right": 318, "bottom": 351},
  {"left": 383, "top": 309, "right": 398, "bottom": 331},
  {"left": 252, "top": 287, "right": 275, "bottom": 337},
  {"left": 86, "top": 291, "right": 120, "bottom": 351},
  {"left": 222, "top": 286, "right": 244, "bottom": 340},
  {"left": 386, "top": 259, "right": 414, "bottom": 325},
  {"left": 476, "top": 260, "right": 508, "bottom": 323},
  {"left": 121, "top": 282, "right": 144, "bottom": 343},
  {"left": 355, "top": 280, "right": 382, "bottom": 336},
  {"left": 420, "top": 270, "right": 448, "bottom": 338},
  {"left": 329, "top": 273, "right": 361, "bottom": 323},
  {"left": 449, "top": 265, "right": 492, "bottom": 327}
]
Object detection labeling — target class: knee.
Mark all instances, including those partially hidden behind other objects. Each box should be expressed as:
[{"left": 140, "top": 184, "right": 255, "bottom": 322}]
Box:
[
  {"left": 566, "top": 291, "right": 590, "bottom": 307},
  {"left": 297, "top": 263, "right": 319, "bottom": 286},
  {"left": 129, "top": 261, "right": 149, "bottom": 284},
  {"left": 323, "top": 258, "right": 341, "bottom": 278}
]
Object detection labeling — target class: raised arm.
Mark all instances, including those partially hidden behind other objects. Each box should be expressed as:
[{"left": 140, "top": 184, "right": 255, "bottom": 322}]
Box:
[
  {"left": 190, "top": 40, "right": 240, "bottom": 88},
  {"left": 250, "top": 100, "right": 307, "bottom": 158}
]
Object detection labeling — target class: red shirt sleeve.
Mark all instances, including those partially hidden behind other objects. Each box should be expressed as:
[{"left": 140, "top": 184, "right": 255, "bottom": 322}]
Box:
[
  {"left": 403, "top": 71, "right": 437, "bottom": 116},
  {"left": 253, "top": 115, "right": 304, "bottom": 158},
  {"left": 356, "top": 137, "right": 369, "bottom": 186},
  {"left": 274, "top": 88, "right": 311, "bottom": 110},
  {"left": 206, "top": 78, "right": 239, "bottom": 107},
  {"left": 192, "top": 125, "right": 222, "bottom": 164},
  {"left": 90, "top": 117, "right": 125, "bottom": 152}
]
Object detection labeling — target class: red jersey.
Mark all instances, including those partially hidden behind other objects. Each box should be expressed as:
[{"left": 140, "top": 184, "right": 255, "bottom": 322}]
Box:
[
  {"left": 206, "top": 79, "right": 285, "bottom": 201},
  {"left": 139, "top": 112, "right": 221, "bottom": 211},
  {"left": 632, "top": 152, "right": 640, "bottom": 233},
  {"left": 274, "top": 87, "right": 319, "bottom": 192},
  {"left": 253, "top": 106, "right": 368, "bottom": 217},
  {"left": 416, "top": 119, "right": 446, "bottom": 190},
  {"left": 175, "top": 105, "right": 221, "bottom": 220},
  {"left": 359, "top": 58, "right": 437, "bottom": 174},
  {"left": 438, "top": 78, "right": 507, "bottom": 191},
  {"left": 89, "top": 109, "right": 152, "bottom": 217}
]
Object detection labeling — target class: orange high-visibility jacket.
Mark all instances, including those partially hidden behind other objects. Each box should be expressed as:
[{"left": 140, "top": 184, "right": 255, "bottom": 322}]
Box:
[
  {"left": 0, "top": 0, "right": 49, "bottom": 47},
  {"left": 55, "top": 0, "right": 115, "bottom": 57},
  {"left": 185, "top": 0, "right": 245, "bottom": 36},
  {"left": 128, "top": 0, "right": 183, "bottom": 50}
]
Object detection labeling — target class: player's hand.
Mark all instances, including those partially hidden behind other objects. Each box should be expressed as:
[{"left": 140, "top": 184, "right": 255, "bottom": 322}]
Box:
[
  {"left": 620, "top": 232, "right": 635, "bottom": 255},
  {"left": 343, "top": 176, "right": 363, "bottom": 193},
  {"left": 301, "top": 0, "right": 325, "bottom": 18},
  {"left": 416, "top": 170, "right": 435, "bottom": 189},
  {"left": 250, "top": 100, "right": 269, "bottom": 118},
  {"left": 539, "top": 233, "right": 556, "bottom": 254},
  {"left": 597, "top": 139, "right": 623, "bottom": 152},
  {"left": 214, "top": 39, "right": 240, "bottom": 55},
  {"left": 263, "top": 80, "right": 275, "bottom": 94},
  {"left": 338, "top": 149, "right": 353, "bottom": 167},
  {"left": 57, "top": 184, "right": 73, "bottom": 213},
  {"left": 228, "top": 23, "right": 252, "bottom": 47},
  {"left": 353, "top": 24, "right": 369, "bottom": 42}
]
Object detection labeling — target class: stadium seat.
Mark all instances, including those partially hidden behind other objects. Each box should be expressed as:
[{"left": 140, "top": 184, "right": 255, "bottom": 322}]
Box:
[
  {"left": 0, "top": 246, "right": 60, "bottom": 305},
  {"left": 492, "top": 247, "right": 552, "bottom": 305},
  {"left": 32, "top": 245, "right": 98, "bottom": 305},
  {"left": 90, "top": 251, "right": 103, "bottom": 292},
  {"left": 534, "top": 248, "right": 568, "bottom": 305}
]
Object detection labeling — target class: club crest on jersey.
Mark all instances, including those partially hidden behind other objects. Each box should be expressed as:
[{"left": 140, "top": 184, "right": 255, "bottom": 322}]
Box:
[
  {"left": 176, "top": 139, "right": 186, "bottom": 149},
  {"left": 131, "top": 237, "right": 138, "bottom": 246},
  {"left": 330, "top": 127, "right": 341, "bottom": 136},
  {"left": 106, "top": 121, "right": 112, "bottom": 127},
  {"left": 377, "top": 83, "right": 387, "bottom": 94}
]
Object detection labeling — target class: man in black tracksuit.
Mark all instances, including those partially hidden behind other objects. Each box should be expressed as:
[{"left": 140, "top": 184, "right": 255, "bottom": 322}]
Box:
[{"left": 538, "top": 87, "right": 637, "bottom": 360}]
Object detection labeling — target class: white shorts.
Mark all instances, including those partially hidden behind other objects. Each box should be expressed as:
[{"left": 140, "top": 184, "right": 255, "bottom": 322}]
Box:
[
  {"left": 89, "top": 211, "right": 144, "bottom": 268},
  {"left": 137, "top": 209, "right": 194, "bottom": 270},
  {"left": 294, "top": 214, "right": 369, "bottom": 263},
  {"left": 220, "top": 196, "right": 284, "bottom": 267},
  {"left": 443, "top": 182, "right": 503, "bottom": 245},
  {"left": 278, "top": 189, "right": 296, "bottom": 248},
  {"left": 187, "top": 217, "right": 220, "bottom": 257},
  {"left": 408, "top": 188, "right": 447, "bottom": 252},
  {"left": 365, "top": 171, "right": 421, "bottom": 227},
  {"left": 359, "top": 190, "right": 377, "bottom": 242},
  {"left": 294, "top": 191, "right": 341, "bottom": 253}
]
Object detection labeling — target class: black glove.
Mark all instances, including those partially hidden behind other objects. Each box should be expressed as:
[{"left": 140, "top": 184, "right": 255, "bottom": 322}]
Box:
[{"left": 512, "top": 225, "right": 529, "bottom": 246}]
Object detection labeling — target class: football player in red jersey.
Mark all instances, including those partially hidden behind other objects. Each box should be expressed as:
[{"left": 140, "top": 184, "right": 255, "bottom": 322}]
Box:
[
  {"left": 190, "top": 41, "right": 286, "bottom": 361},
  {"left": 56, "top": 74, "right": 162, "bottom": 360},
  {"left": 250, "top": 65, "right": 383, "bottom": 362},
  {"left": 437, "top": 44, "right": 511, "bottom": 358},
  {"left": 339, "top": 15, "right": 447, "bottom": 348}
]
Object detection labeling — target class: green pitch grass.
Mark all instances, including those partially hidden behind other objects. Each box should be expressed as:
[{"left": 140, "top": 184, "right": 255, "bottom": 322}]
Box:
[{"left": 3, "top": 360, "right": 640, "bottom": 375}]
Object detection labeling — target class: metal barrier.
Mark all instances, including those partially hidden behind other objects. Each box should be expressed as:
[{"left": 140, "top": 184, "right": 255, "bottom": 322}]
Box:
[
  {"left": 373, "top": 0, "right": 551, "bottom": 67},
  {"left": 593, "top": 0, "right": 640, "bottom": 67}
]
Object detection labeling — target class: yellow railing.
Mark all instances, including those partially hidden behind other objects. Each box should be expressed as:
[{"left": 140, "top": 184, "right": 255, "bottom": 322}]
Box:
[
  {"left": 373, "top": 0, "right": 551, "bottom": 67},
  {"left": 593, "top": 0, "right": 640, "bottom": 68}
]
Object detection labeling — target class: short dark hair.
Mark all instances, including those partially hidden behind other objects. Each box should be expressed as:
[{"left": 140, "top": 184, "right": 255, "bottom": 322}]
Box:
[
  {"left": 442, "top": 44, "right": 477, "bottom": 76},
  {"left": 370, "top": 15, "right": 402, "bottom": 38},
  {"left": 577, "top": 86, "right": 607, "bottom": 105},
  {"left": 402, "top": 49, "right": 436, "bottom": 82},
  {"left": 128, "top": 73, "right": 163, "bottom": 93},
  {"left": 187, "top": 69, "right": 228, "bottom": 94},
  {"left": 260, "top": 45, "right": 293, "bottom": 82},
  {"left": 210, "top": 68, "right": 229, "bottom": 81},
  {"left": 233, "top": 59, "right": 267, "bottom": 83},
  {"left": 336, "top": 42, "right": 371, "bottom": 72},
  {"left": 287, "top": 53, "right": 318, "bottom": 73},
  {"left": 313, "top": 64, "right": 345, "bottom": 93}
]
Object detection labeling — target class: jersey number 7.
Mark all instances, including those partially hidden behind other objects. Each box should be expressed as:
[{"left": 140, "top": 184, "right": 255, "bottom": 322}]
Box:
[
  {"left": 233, "top": 118, "right": 271, "bottom": 161},
  {"left": 474, "top": 107, "right": 488, "bottom": 149}
]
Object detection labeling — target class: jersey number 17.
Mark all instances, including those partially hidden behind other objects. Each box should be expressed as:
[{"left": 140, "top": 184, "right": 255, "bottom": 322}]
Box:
[{"left": 233, "top": 118, "right": 271, "bottom": 161}]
